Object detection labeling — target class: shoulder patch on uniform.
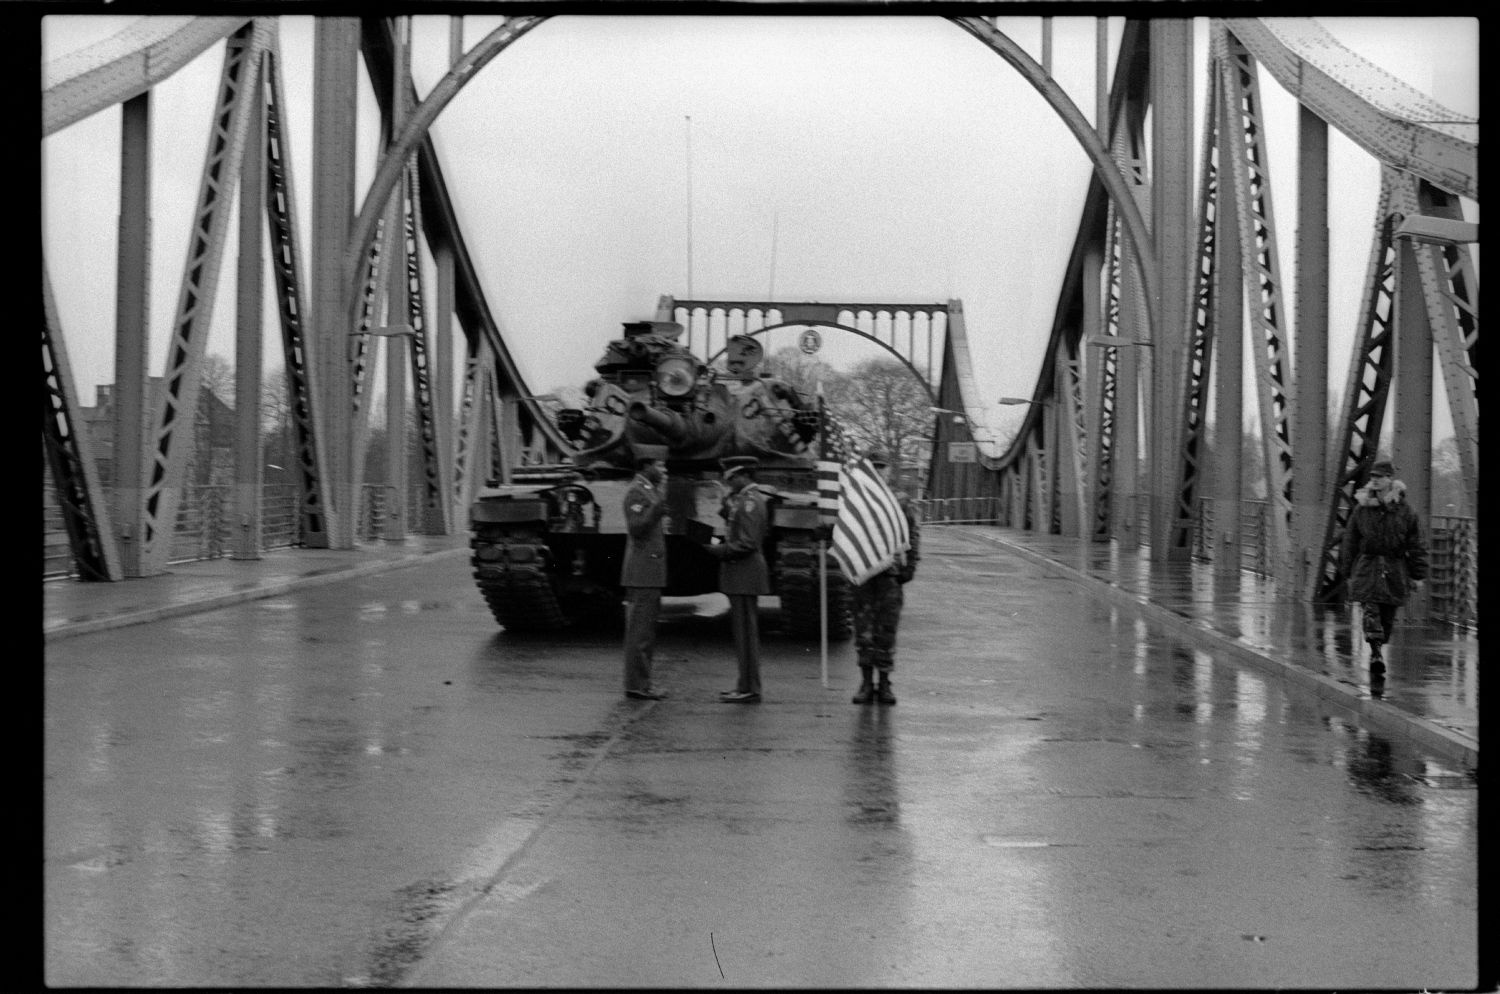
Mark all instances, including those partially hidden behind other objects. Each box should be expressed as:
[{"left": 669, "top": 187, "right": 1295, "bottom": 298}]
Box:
[{"left": 630, "top": 503, "right": 644, "bottom": 513}]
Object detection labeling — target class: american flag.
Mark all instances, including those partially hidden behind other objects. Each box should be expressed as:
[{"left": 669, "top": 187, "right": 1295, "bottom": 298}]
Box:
[{"left": 816, "top": 403, "right": 910, "bottom": 586}]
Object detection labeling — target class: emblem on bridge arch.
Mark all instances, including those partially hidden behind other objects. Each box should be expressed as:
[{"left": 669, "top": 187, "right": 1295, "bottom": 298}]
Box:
[{"left": 798, "top": 329, "right": 823, "bottom": 355}]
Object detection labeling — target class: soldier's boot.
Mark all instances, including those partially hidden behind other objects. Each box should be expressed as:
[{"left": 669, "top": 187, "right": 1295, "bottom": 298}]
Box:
[
  {"left": 851, "top": 666, "right": 876, "bottom": 705},
  {"left": 876, "top": 671, "right": 896, "bottom": 706},
  {"left": 1368, "top": 642, "right": 1385, "bottom": 673}
]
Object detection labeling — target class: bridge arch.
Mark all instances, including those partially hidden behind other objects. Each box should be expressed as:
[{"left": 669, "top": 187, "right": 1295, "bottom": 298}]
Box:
[
  {"left": 703, "top": 320, "right": 941, "bottom": 407},
  {"left": 344, "top": 16, "right": 1156, "bottom": 342}
]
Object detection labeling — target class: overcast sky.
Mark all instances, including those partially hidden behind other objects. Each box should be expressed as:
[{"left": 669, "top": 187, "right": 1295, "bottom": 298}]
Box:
[{"left": 42, "top": 15, "right": 1477, "bottom": 447}]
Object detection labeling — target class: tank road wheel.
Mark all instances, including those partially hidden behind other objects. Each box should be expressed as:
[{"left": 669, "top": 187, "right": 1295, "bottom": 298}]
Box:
[
  {"left": 470, "top": 525, "right": 569, "bottom": 632},
  {"left": 774, "top": 540, "right": 854, "bottom": 641}
]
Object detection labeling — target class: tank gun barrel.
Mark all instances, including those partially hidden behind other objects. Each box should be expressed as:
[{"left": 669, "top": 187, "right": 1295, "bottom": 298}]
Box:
[{"left": 627, "top": 400, "right": 693, "bottom": 446}]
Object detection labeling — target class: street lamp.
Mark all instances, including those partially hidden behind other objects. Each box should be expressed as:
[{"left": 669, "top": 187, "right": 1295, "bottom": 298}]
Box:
[
  {"left": 997, "top": 397, "right": 1031, "bottom": 406},
  {"left": 929, "top": 405, "right": 967, "bottom": 424}
]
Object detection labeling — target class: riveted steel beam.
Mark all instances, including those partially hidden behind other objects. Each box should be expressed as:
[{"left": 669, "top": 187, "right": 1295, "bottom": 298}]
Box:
[
  {"left": 1224, "top": 18, "right": 1477, "bottom": 202},
  {"left": 1218, "top": 27, "right": 1294, "bottom": 566},
  {"left": 398, "top": 163, "right": 451, "bottom": 534},
  {"left": 233, "top": 59, "right": 265, "bottom": 560},
  {"left": 1169, "top": 52, "right": 1225, "bottom": 555},
  {"left": 1314, "top": 171, "right": 1401, "bottom": 601},
  {"left": 1408, "top": 181, "right": 1479, "bottom": 519},
  {"left": 263, "top": 36, "right": 332, "bottom": 548},
  {"left": 140, "top": 21, "right": 270, "bottom": 573},
  {"left": 43, "top": 268, "right": 122, "bottom": 582},
  {"left": 43, "top": 16, "right": 249, "bottom": 136},
  {"left": 112, "top": 91, "right": 152, "bottom": 577}
]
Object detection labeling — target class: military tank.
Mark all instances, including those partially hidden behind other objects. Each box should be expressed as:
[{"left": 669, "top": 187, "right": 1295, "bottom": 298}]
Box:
[{"left": 469, "top": 320, "right": 855, "bottom": 638}]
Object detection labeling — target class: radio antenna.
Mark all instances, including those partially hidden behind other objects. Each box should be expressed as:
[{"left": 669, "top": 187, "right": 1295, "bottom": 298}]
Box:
[{"left": 684, "top": 115, "right": 694, "bottom": 298}]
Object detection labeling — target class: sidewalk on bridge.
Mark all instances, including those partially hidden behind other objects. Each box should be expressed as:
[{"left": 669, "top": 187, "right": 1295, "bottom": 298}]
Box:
[
  {"left": 41, "top": 526, "right": 1477, "bottom": 768},
  {"left": 963, "top": 527, "right": 1478, "bottom": 770},
  {"left": 42, "top": 535, "right": 471, "bottom": 643}
]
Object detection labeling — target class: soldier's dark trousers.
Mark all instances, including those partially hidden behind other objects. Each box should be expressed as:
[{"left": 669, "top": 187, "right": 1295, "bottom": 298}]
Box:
[
  {"left": 1360, "top": 602, "right": 1398, "bottom": 646},
  {"left": 854, "top": 572, "right": 903, "bottom": 672},
  {"left": 623, "top": 586, "right": 662, "bottom": 692},
  {"left": 727, "top": 593, "right": 762, "bottom": 694}
]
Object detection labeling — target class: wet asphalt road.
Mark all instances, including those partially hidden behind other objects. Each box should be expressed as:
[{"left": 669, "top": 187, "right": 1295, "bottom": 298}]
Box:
[{"left": 43, "top": 529, "right": 1478, "bottom": 988}]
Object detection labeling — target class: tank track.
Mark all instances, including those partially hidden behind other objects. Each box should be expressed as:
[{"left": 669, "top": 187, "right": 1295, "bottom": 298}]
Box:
[
  {"left": 774, "top": 536, "right": 854, "bottom": 641},
  {"left": 470, "top": 525, "right": 568, "bottom": 631}
]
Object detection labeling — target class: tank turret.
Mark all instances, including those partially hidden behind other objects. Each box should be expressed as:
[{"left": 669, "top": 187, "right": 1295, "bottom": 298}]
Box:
[{"left": 553, "top": 321, "right": 815, "bottom": 469}]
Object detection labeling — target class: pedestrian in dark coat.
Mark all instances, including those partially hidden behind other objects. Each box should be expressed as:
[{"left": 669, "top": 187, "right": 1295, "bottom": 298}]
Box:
[
  {"left": 621, "top": 445, "right": 670, "bottom": 700},
  {"left": 851, "top": 450, "right": 921, "bottom": 706},
  {"left": 708, "top": 456, "right": 770, "bottom": 703},
  {"left": 1339, "top": 459, "right": 1428, "bottom": 671}
]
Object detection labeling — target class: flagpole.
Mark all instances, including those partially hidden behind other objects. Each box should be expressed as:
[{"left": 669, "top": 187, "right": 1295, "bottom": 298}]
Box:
[{"left": 818, "top": 389, "right": 829, "bottom": 689}]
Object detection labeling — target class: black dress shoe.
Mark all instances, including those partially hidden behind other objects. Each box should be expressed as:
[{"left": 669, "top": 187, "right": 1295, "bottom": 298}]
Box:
[
  {"left": 626, "top": 688, "right": 667, "bottom": 700},
  {"left": 720, "top": 691, "right": 761, "bottom": 703}
]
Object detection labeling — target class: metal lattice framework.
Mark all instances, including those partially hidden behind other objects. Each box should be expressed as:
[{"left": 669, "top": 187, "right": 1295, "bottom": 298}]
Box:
[
  {"left": 42, "top": 15, "right": 1476, "bottom": 619},
  {"left": 263, "top": 38, "right": 332, "bottom": 547},
  {"left": 1219, "top": 27, "right": 1295, "bottom": 563},
  {"left": 139, "top": 22, "right": 270, "bottom": 573},
  {"left": 42, "top": 270, "right": 121, "bottom": 581},
  {"left": 663, "top": 298, "right": 952, "bottom": 406}
]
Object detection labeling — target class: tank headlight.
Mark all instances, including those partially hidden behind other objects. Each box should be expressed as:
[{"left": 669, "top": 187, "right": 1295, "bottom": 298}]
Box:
[{"left": 654, "top": 356, "right": 697, "bottom": 397}]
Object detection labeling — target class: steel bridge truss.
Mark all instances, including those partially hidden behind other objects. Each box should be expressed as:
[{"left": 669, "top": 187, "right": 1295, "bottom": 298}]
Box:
[
  {"left": 43, "top": 16, "right": 574, "bottom": 576},
  {"left": 42, "top": 15, "right": 1477, "bottom": 609},
  {"left": 926, "top": 17, "right": 1476, "bottom": 621},
  {"left": 662, "top": 298, "right": 951, "bottom": 406}
]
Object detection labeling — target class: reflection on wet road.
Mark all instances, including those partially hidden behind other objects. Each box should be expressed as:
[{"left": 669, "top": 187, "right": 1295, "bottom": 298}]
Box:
[{"left": 45, "top": 529, "right": 1477, "bottom": 988}]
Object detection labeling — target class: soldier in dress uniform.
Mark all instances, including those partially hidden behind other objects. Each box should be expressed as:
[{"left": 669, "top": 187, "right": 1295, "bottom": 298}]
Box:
[
  {"left": 707, "top": 456, "right": 770, "bottom": 703},
  {"left": 620, "top": 444, "right": 671, "bottom": 700},
  {"left": 851, "top": 450, "right": 920, "bottom": 706}
]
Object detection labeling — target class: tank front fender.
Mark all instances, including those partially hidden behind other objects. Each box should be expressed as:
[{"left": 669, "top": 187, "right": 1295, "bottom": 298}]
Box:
[{"left": 471, "top": 498, "right": 548, "bottom": 524}]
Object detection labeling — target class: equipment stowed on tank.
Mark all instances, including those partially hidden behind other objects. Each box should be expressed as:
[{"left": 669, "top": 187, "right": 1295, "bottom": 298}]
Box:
[{"left": 468, "top": 319, "right": 855, "bottom": 638}]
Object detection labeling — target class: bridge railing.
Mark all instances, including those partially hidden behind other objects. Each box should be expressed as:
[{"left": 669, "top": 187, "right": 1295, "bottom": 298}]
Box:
[{"left": 912, "top": 497, "right": 1002, "bottom": 525}]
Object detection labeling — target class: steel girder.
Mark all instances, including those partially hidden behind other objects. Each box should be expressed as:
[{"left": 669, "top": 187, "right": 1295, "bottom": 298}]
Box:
[
  {"left": 113, "top": 93, "right": 152, "bottom": 578},
  {"left": 42, "top": 270, "right": 122, "bottom": 582},
  {"left": 263, "top": 36, "right": 333, "bottom": 548},
  {"left": 43, "top": 16, "right": 250, "bottom": 137},
  {"left": 1169, "top": 52, "right": 1226, "bottom": 554},
  {"left": 1409, "top": 182, "right": 1479, "bottom": 518},
  {"left": 1314, "top": 173, "right": 1401, "bottom": 601},
  {"left": 455, "top": 343, "right": 494, "bottom": 506},
  {"left": 1059, "top": 349, "right": 1090, "bottom": 537},
  {"left": 1093, "top": 204, "right": 1122, "bottom": 540},
  {"left": 666, "top": 298, "right": 950, "bottom": 408},
  {"left": 1224, "top": 18, "right": 1477, "bottom": 203},
  {"left": 1218, "top": 27, "right": 1294, "bottom": 567},
  {"left": 233, "top": 62, "right": 265, "bottom": 560},
  {"left": 140, "top": 21, "right": 272, "bottom": 574},
  {"left": 350, "top": 213, "right": 392, "bottom": 497},
  {"left": 397, "top": 163, "right": 451, "bottom": 534}
]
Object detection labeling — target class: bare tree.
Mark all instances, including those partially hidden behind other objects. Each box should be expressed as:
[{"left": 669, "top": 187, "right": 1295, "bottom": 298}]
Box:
[
  {"left": 200, "top": 353, "right": 235, "bottom": 406},
  {"left": 824, "top": 357, "right": 932, "bottom": 475}
]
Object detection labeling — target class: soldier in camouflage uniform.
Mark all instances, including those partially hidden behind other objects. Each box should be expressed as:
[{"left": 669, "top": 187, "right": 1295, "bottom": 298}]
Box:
[{"left": 851, "top": 451, "right": 920, "bottom": 706}]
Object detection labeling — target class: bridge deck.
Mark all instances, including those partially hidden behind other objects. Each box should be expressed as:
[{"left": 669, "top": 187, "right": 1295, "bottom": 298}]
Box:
[
  {"left": 43, "top": 526, "right": 1477, "bottom": 767},
  {"left": 43, "top": 525, "right": 1479, "bottom": 987}
]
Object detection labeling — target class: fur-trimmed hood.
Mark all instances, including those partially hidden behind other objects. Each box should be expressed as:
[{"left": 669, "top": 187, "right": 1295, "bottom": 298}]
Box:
[{"left": 1353, "top": 478, "right": 1407, "bottom": 507}]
